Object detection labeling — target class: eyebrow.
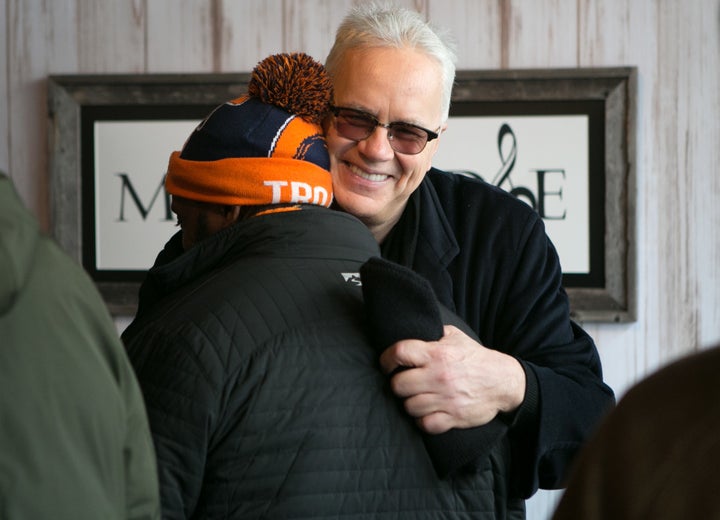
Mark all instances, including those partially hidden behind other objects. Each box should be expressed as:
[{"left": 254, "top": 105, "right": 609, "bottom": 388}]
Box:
[{"left": 338, "top": 104, "right": 430, "bottom": 128}]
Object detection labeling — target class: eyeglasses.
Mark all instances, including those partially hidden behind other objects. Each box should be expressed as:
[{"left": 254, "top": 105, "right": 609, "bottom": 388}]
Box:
[{"left": 329, "top": 105, "right": 439, "bottom": 155}]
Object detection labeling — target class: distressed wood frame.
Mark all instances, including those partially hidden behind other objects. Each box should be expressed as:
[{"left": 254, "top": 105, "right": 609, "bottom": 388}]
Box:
[
  {"left": 48, "top": 73, "right": 251, "bottom": 315},
  {"left": 449, "top": 67, "right": 637, "bottom": 323},
  {"left": 48, "top": 67, "right": 636, "bottom": 321}
]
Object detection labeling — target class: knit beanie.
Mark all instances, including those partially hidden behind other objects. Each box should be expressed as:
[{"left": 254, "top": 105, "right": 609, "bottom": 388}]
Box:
[{"left": 165, "top": 52, "right": 333, "bottom": 208}]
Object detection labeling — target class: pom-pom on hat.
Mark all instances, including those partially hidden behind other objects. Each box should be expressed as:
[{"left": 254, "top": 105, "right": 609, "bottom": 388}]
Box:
[{"left": 165, "top": 52, "right": 334, "bottom": 208}]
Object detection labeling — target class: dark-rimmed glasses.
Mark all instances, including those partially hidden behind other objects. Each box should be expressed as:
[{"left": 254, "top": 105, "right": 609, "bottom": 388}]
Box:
[{"left": 329, "top": 105, "right": 439, "bottom": 155}]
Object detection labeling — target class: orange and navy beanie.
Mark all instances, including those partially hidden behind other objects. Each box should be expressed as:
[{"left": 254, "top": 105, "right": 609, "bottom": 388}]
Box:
[{"left": 165, "top": 52, "right": 333, "bottom": 208}]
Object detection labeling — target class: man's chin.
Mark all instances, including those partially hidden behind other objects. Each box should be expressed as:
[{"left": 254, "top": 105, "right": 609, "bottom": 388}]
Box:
[{"left": 333, "top": 191, "right": 381, "bottom": 220}]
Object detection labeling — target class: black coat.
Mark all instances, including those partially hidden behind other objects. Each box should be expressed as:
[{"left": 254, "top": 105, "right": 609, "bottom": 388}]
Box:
[
  {"left": 123, "top": 207, "right": 519, "bottom": 519},
  {"left": 381, "top": 168, "right": 616, "bottom": 498}
]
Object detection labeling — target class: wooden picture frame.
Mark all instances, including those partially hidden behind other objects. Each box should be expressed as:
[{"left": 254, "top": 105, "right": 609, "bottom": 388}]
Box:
[
  {"left": 443, "top": 67, "right": 637, "bottom": 322},
  {"left": 48, "top": 73, "right": 250, "bottom": 315},
  {"left": 48, "top": 67, "right": 636, "bottom": 321}
]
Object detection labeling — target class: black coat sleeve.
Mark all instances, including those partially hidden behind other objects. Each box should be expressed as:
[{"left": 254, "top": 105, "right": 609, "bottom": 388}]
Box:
[
  {"left": 485, "top": 211, "right": 615, "bottom": 497},
  {"left": 418, "top": 171, "right": 616, "bottom": 497},
  {"left": 124, "top": 327, "right": 218, "bottom": 519}
]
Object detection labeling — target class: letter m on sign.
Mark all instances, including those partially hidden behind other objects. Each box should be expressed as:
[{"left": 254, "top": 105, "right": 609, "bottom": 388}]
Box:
[{"left": 116, "top": 173, "right": 172, "bottom": 222}]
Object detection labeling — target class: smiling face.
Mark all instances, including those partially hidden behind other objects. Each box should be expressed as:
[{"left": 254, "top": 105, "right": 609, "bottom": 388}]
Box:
[{"left": 325, "top": 46, "right": 446, "bottom": 242}]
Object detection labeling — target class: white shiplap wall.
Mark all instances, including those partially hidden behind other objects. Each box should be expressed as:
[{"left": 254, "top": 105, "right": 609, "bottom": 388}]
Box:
[{"left": 3, "top": 1, "right": 720, "bottom": 518}]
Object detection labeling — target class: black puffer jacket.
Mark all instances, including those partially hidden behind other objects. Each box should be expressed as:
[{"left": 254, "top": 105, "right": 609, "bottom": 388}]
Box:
[{"left": 122, "top": 207, "right": 516, "bottom": 520}]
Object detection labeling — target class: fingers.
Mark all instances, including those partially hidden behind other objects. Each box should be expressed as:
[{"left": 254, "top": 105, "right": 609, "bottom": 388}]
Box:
[
  {"left": 390, "top": 369, "right": 465, "bottom": 434},
  {"left": 415, "top": 412, "right": 454, "bottom": 435},
  {"left": 389, "top": 361, "right": 456, "bottom": 404},
  {"left": 378, "top": 325, "right": 465, "bottom": 374},
  {"left": 378, "top": 326, "right": 504, "bottom": 433},
  {"left": 400, "top": 382, "right": 466, "bottom": 432},
  {"left": 378, "top": 337, "right": 433, "bottom": 375}
]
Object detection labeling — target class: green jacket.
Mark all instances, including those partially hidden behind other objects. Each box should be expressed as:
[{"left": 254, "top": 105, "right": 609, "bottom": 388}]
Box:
[{"left": 0, "top": 174, "right": 160, "bottom": 519}]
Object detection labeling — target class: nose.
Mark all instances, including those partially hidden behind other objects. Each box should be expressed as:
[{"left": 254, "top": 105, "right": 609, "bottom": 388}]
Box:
[{"left": 357, "top": 125, "right": 396, "bottom": 161}]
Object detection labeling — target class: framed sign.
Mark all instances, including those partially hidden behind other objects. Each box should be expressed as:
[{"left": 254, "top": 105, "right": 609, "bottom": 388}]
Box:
[
  {"left": 437, "top": 67, "right": 637, "bottom": 322},
  {"left": 48, "top": 68, "right": 636, "bottom": 321},
  {"left": 48, "top": 73, "right": 250, "bottom": 315}
]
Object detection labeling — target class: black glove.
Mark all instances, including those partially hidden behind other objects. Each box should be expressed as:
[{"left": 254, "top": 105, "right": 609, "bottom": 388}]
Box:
[{"left": 360, "top": 256, "right": 509, "bottom": 478}]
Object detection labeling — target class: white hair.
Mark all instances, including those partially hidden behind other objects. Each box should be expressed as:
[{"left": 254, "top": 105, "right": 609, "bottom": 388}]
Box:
[{"left": 325, "top": 2, "right": 458, "bottom": 120}]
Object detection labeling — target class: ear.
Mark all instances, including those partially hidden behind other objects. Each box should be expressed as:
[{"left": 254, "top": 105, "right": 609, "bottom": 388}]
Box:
[
  {"left": 222, "top": 205, "right": 242, "bottom": 224},
  {"left": 321, "top": 113, "right": 332, "bottom": 133}
]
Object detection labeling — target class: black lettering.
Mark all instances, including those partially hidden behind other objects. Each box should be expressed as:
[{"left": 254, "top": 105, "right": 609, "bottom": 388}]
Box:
[
  {"left": 116, "top": 173, "right": 172, "bottom": 222},
  {"left": 535, "top": 169, "right": 566, "bottom": 220},
  {"left": 492, "top": 123, "right": 517, "bottom": 190},
  {"left": 510, "top": 187, "right": 536, "bottom": 210}
]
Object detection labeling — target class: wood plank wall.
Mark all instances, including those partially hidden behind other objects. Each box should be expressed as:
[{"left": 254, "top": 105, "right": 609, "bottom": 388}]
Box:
[{"left": 2, "top": 0, "right": 719, "bottom": 518}]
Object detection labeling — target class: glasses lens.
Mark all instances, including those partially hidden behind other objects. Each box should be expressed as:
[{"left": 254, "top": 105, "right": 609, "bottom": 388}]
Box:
[
  {"left": 388, "top": 123, "right": 428, "bottom": 154},
  {"left": 334, "top": 109, "right": 376, "bottom": 141},
  {"left": 331, "top": 106, "right": 434, "bottom": 155}
]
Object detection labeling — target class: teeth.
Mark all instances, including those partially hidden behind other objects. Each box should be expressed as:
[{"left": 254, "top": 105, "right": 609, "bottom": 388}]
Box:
[{"left": 348, "top": 163, "right": 388, "bottom": 182}]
